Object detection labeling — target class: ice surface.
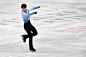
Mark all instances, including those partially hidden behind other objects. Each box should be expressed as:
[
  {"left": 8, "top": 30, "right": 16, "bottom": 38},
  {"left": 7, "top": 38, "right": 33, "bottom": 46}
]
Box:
[{"left": 0, "top": 0, "right": 86, "bottom": 57}]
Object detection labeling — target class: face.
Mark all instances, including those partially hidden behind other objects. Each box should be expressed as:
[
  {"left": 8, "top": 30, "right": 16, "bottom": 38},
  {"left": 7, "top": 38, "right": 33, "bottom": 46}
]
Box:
[{"left": 22, "top": 7, "right": 27, "bottom": 11}]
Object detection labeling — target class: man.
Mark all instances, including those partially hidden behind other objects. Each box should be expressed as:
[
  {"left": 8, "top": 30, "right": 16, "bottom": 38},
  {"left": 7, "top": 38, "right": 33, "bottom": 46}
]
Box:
[{"left": 21, "top": 3, "right": 40, "bottom": 52}]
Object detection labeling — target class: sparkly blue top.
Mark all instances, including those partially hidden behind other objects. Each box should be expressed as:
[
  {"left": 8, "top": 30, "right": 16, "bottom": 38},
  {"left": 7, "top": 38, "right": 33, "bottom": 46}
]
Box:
[{"left": 21, "top": 7, "right": 38, "bottom": 23}]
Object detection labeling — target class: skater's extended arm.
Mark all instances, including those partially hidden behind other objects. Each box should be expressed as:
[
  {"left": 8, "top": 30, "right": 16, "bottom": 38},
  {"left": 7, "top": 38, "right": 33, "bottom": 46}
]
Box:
[
  {"left": 29, "top": 6, "right": 40, "bottom": 11},
  {"left": 21, "top": 11, "right": 37, "bottom": 18},
  {"left": 21, "top": 11, "right": 37, "bottom": 22}
]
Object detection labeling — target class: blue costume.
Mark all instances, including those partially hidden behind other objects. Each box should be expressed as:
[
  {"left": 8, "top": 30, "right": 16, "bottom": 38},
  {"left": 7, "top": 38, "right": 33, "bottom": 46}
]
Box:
[
  {"left": 21, "top": 6, "right": 40, "bottom": 52},
  {"left": 21, "top": 7, "right": 38, "bottom": 23}
]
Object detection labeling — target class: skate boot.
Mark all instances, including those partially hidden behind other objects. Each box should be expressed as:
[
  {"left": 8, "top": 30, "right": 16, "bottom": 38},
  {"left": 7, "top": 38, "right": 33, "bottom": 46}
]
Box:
[
  {"left": 21, "top": 35, "right": 27, "bottom": 42},
  {"left": 29, "top": 47, "right": 36, "bottom": 52}
]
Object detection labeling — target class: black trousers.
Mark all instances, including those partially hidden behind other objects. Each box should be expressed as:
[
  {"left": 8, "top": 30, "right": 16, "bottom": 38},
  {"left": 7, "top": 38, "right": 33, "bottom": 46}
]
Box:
[
  {"left": 23, "top": 20, "right": 38, "bottom": 49},
  {"left": 23, "top": 20, "right": 38, "bottom": 38}
]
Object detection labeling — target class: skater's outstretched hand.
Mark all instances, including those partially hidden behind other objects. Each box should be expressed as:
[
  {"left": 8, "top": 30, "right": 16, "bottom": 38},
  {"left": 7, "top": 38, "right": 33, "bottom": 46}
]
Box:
[
  {"left": 32, "top": 11, "right": 37, "bottom": 14},
  {"left": 37, "top": 6, "right": 40, "bottom": 8},
  {"left": 34, "top": 11, "right": 37, "bottom": 14}
]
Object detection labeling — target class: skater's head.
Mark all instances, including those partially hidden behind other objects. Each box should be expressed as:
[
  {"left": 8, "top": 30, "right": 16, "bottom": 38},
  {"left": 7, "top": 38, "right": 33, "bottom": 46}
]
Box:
[{"left": 21, "top": 3, "right": 27, "bottom": 11}]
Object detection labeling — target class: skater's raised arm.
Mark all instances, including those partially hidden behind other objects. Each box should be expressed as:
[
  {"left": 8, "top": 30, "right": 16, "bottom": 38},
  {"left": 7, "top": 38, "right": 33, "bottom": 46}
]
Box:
[
  {"left": 21, "top": 11, "right": 37, "bottom": 21},
  {"left": 29, "top": 6, "right": 40, "bottom": 11},
  {"left": 21, "top": 11, "right": 37, "bottom": 17}
]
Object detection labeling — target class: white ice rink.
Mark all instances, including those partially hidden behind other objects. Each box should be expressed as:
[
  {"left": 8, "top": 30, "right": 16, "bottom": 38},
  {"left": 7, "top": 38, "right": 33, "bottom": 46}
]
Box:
[{"left": 0, "top": 0, "right": 86, "bottom": 57}]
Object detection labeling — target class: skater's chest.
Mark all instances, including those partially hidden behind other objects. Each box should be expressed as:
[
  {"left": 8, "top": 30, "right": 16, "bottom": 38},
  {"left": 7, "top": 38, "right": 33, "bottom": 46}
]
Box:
[
  {"left": 22, "top": 9, "right": 30, "bottom": 14},
  {"left": 24, "top": 10, "right": 30, "bottom": 14}
]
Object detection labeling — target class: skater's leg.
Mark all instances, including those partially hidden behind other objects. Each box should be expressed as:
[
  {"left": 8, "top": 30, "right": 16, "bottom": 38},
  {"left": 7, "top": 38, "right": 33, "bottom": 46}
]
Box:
[
  {"left": 21, "top": 23, "right": 32, "bottom": 42},
  {"left": 29, "top": 36, "right": 33, "bottom": 49},
  {"left": 22, "top": 34, "right": 29, "bottom": 38},
  {"left": 29, "top": 36, "right": 36, "bottom": 52},
  {"left": 30, "top": 24, "right": 38, "bottom": 36},
  {"left": 26, "top": 20, "right": 38, "bottom": 36},
  {"left": 24, "top": 22, "right": 32, "bottom": 38},
  {"left": 25, "top": 20, "right": 36, "bottom": 52}
]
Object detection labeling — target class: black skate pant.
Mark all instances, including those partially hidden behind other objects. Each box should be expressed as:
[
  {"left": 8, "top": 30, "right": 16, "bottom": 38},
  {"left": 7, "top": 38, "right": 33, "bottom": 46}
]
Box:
[{"left": 23, "top": 20, "right": 38, "bottom": 38}]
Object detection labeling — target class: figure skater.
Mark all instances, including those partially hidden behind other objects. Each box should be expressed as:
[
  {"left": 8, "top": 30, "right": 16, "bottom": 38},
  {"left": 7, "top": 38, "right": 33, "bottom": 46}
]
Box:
[{"left": 21, "top": 3, "right": 40, "bottom": 52}]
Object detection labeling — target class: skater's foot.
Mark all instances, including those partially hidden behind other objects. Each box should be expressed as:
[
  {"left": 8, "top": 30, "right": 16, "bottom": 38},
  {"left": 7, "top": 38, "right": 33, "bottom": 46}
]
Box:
[
  {"left": 21, "top": 35, "right": 27, "bottom": 42},
  {"left": 30, "top": 47, "right": 36, "bottom": 52}
]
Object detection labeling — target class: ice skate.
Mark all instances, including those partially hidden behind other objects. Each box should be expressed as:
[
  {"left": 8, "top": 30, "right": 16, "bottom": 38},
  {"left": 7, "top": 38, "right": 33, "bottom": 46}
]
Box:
[
  {"left": 21, "top": 35, "right": 27, "bottom": 42},
  {"left": 30, "top": 47, "right": 36, "bottom": 52}
]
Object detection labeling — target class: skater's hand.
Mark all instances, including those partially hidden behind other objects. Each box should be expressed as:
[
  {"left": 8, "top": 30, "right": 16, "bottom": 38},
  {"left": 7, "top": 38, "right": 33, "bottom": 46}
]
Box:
[
  {"left": 33, "top": 11, "right": 37, "bottom": 14},
  {"left": 37, "top": 6, "right": 40, "bottom": 8}
]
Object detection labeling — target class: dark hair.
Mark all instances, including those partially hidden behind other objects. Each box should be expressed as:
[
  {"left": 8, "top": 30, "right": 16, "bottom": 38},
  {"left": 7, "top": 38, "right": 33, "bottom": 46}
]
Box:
[{"left": 21, "top": 4, "right": 27, "bottom": 8}]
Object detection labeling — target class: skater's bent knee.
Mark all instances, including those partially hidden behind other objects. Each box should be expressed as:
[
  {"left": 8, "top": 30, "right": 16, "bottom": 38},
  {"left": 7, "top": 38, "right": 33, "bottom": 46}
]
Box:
[
  {"left": 34, "top": 32, "right": 38, "bottom": 36},
  {"left": 36, "top": 32, "right": 38, "bottom": 35}
]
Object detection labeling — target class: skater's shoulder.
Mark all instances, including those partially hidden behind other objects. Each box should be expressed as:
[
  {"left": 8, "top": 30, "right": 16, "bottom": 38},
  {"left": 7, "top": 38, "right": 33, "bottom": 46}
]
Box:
[
  {"left": 21, "top": 10, "right": 26, "bottom": 13},
  {"left": 21, "top": 11, "right": 26, "bottom": 15}
]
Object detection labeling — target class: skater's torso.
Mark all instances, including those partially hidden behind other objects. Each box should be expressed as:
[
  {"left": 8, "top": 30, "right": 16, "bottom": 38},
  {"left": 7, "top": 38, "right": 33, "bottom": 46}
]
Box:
[
  {"left": 21, "top": 9, "right": 30, "bottom": 23},
  {"left": 21, "top": 7, "right": 38, "bottom": 23}
]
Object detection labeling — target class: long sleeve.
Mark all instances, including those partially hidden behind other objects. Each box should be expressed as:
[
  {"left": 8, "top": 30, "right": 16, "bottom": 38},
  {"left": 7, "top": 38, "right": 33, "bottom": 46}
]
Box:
[{"left": 29, "top": 7, "right": 39, "bottom": 11}]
